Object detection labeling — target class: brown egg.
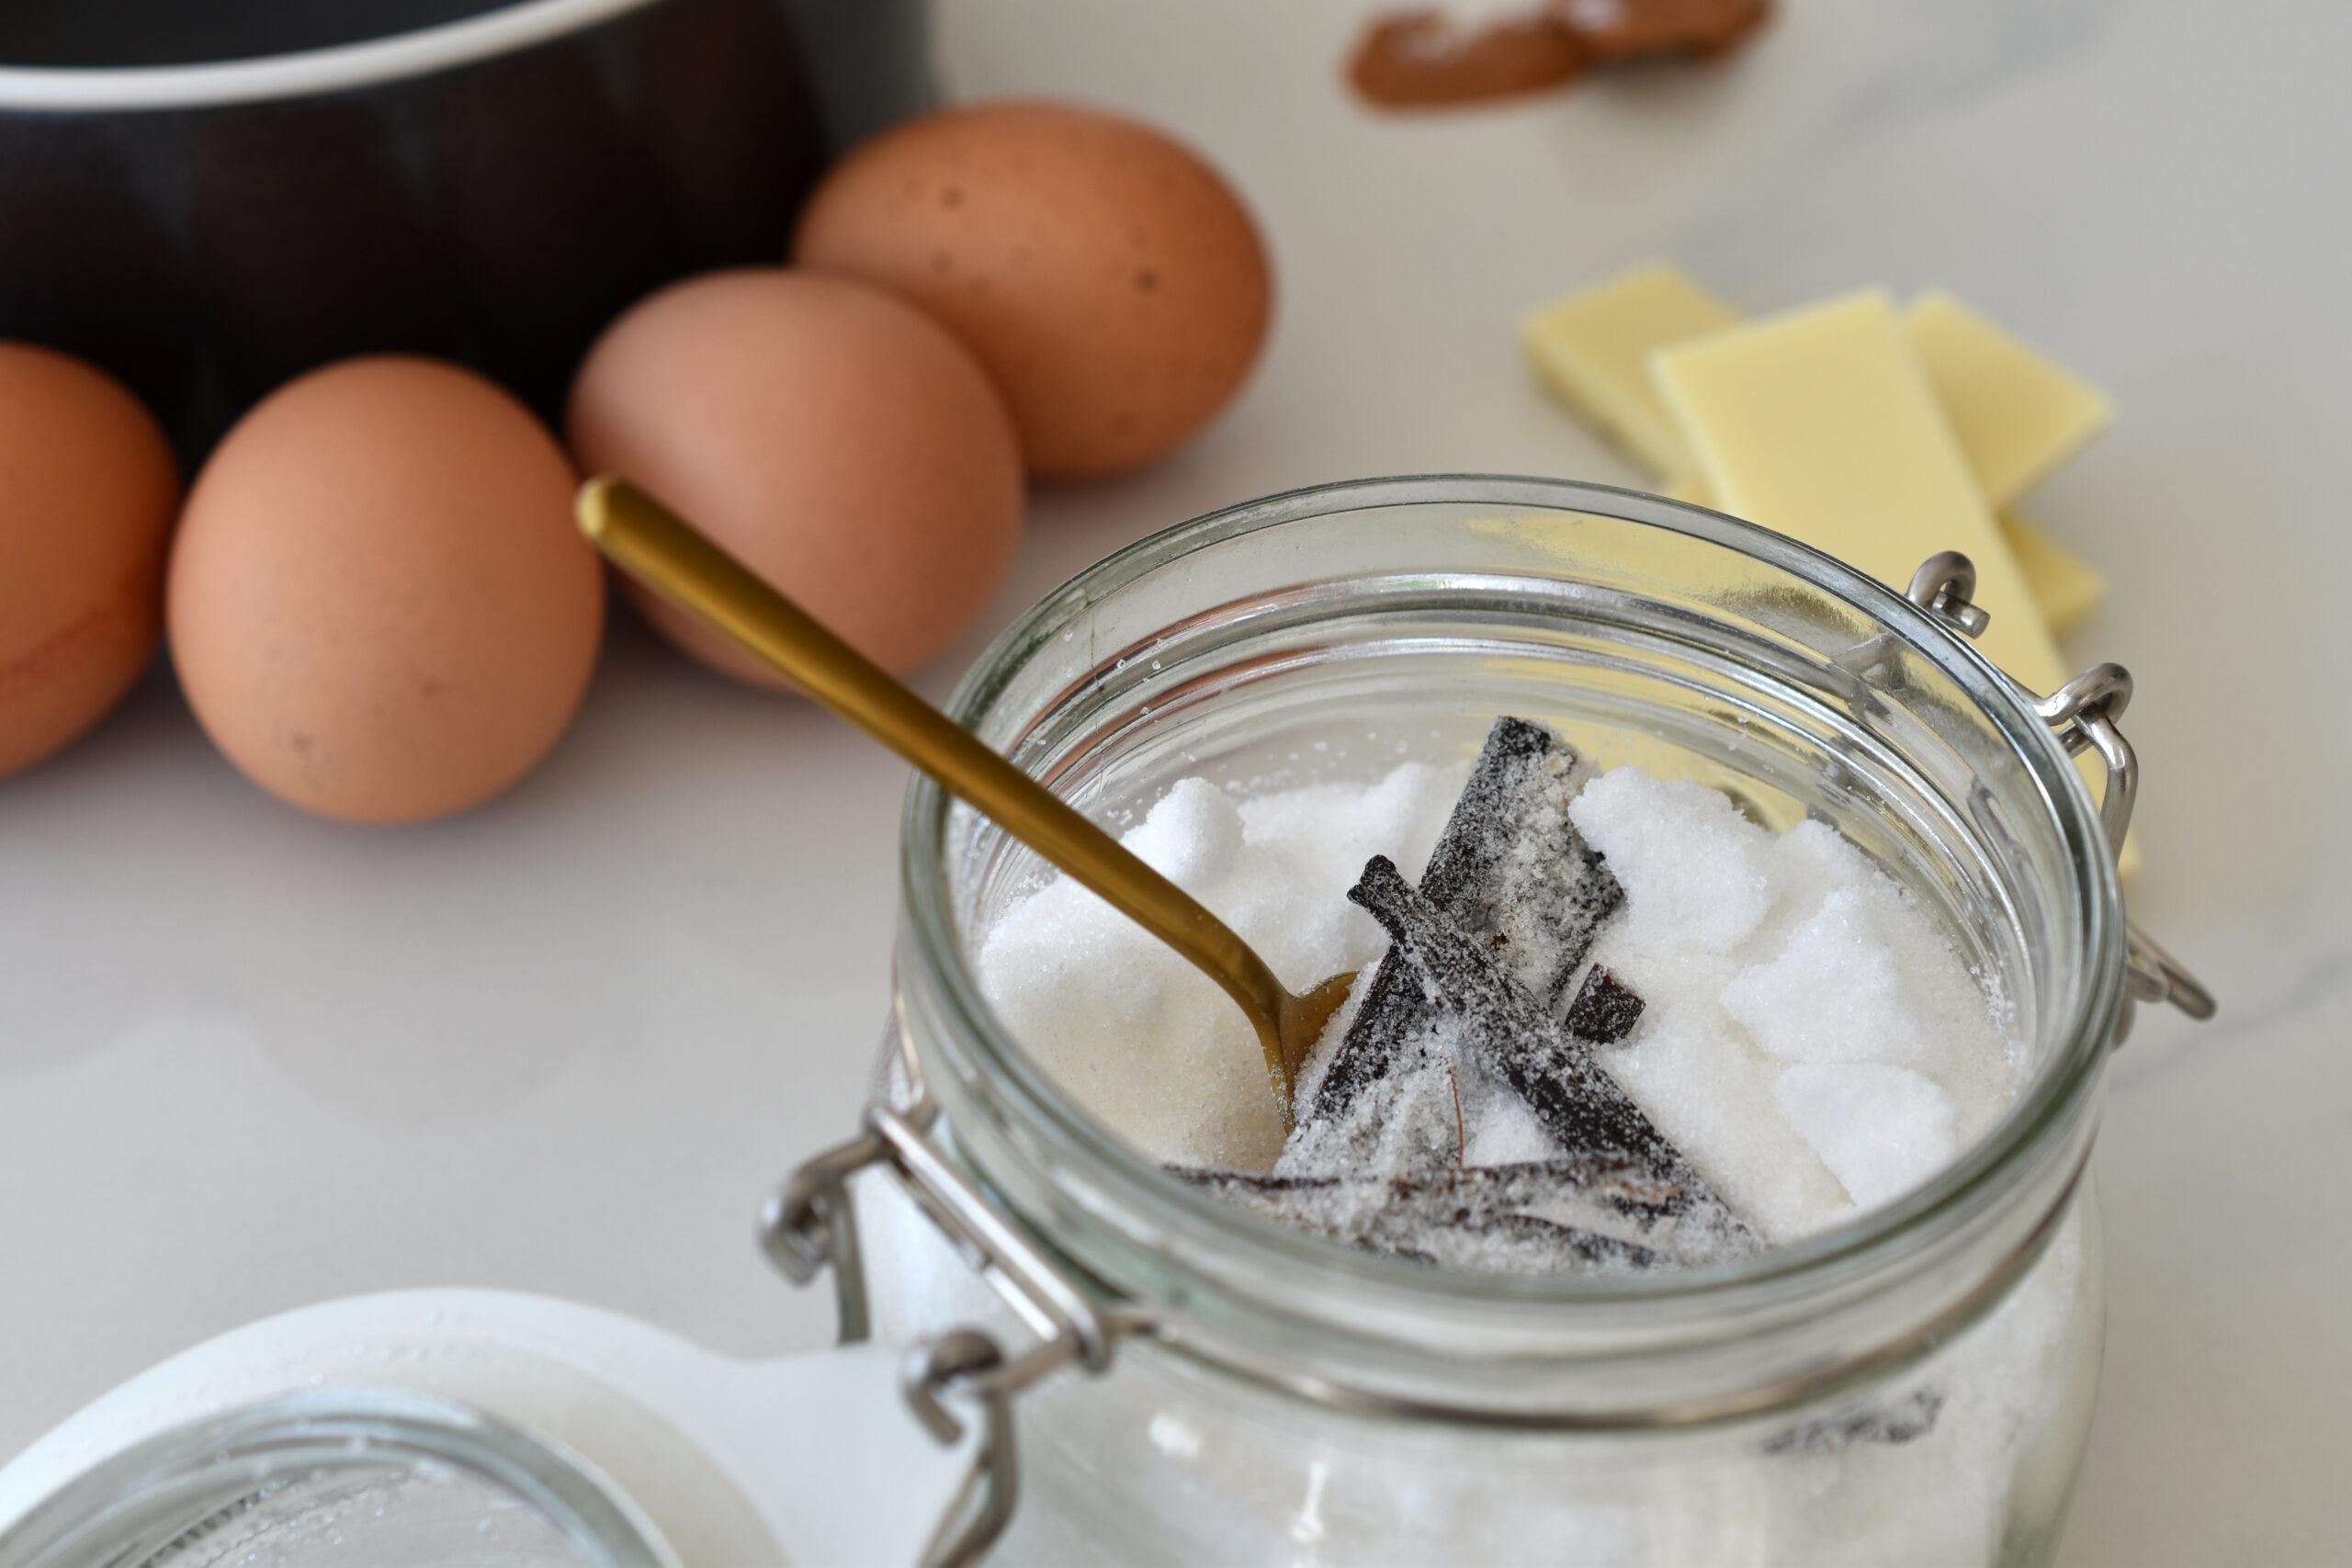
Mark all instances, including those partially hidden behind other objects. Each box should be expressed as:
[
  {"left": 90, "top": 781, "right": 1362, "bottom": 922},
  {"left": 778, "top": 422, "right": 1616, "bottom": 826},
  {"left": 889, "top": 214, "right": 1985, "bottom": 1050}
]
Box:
[
  {"left": 169, "top": 356, "right": 603, "bottom": 824},
  {"left": 792, "top": 99, "right": 1272, "bottom": 481},
  {"left": 568, "top": 267, "right": 1023, "bottom": 683},
  {"left": 0, "top": 344, "right": 180, "bottom": 779}
]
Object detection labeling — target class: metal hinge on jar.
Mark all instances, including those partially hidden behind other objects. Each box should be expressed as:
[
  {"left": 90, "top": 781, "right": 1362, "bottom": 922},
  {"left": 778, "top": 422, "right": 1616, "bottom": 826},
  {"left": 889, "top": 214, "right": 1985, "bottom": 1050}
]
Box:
[
  {"left": 755, "top": 1042, "right": 1143, "bottom": 1568},
  {"left": 1905, "top": 553, "right": 2216, "bottom": 1040}
]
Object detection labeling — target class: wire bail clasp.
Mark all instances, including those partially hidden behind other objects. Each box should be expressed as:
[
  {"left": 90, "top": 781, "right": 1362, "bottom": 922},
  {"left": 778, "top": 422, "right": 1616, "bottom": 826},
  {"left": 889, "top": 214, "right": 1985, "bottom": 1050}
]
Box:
[
  {"left": 1904, "top": 553, "right": 2214, "bottom": 1032},
  {"left": 757, "top": 1046, "right": 1140, "bottom": 1568}
]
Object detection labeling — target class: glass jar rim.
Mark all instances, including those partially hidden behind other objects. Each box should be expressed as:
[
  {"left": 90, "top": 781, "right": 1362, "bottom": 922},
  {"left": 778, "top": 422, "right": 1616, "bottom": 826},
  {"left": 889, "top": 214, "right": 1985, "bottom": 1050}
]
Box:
[{"left": 898, "top": 475, "right": 2123, "bottom": 1358}]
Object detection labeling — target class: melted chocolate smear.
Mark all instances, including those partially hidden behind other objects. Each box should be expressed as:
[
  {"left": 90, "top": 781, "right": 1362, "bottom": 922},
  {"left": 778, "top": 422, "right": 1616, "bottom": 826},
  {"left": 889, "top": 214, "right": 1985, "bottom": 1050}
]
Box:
[
  {"left": 1347, "top": 11, "right": 1585, "bottom": 108},
  {"left": 1552, "top": 0, "right": 1772, "bottom": 63},
  {"left": 1347, "top": 0, "right": 1771, "bottom": 111}
]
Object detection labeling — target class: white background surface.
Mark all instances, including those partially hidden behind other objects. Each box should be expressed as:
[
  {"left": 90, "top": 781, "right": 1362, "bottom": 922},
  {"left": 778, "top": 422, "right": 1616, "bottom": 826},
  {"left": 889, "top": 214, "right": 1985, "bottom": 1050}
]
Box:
[{"left": 3, "top": 3, "right": 2346, "bottom": 1562}]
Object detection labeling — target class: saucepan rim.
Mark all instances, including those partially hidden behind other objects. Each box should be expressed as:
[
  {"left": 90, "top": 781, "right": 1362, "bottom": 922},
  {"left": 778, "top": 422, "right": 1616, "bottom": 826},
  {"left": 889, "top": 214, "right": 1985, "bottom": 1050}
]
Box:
[{"left": 0, "top": 0, "right": 659, "bottom": 113}]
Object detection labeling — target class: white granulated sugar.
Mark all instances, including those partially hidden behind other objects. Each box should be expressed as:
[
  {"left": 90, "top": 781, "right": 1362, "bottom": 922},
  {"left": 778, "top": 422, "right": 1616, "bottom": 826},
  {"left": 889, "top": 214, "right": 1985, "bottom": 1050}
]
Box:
[
  {"left": 1454, "top": 1072, "right": 1558, "bottom": 1168},
  {"left": 1281, "top": 1043, "right": 1464, "bottom": 1179},
  {"left": 979, "top": 755, "right": 2016, "bottom": 1240},
  {"left": 1575, "top": 773, "right": 2013, "bottom": 1230},
  {"left": 1722, "top": 886, "right": 1935, "bottom": 1066},
  {"left": 1775, "top": 1063, "right": 1960, "bottom": 1210},
  {"left": 1124, "top": 776, "right": 1245, "bottom": 888},
  {"left": 1568, "top": 769, "right": 1773, "bottom": 954},
  {"left": 1600, "top": 996, "right": 1855, "bottom": 1242},
  {"left": 978, "top": 761, "right": 1464, "bottom": 1171}
]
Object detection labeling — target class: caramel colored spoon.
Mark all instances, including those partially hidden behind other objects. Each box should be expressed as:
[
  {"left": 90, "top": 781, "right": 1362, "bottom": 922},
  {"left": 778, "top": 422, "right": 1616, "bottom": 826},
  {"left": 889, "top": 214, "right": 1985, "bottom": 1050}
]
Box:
[{"left": 577, "top": 478, "right": 1351, "bottom": 1126}]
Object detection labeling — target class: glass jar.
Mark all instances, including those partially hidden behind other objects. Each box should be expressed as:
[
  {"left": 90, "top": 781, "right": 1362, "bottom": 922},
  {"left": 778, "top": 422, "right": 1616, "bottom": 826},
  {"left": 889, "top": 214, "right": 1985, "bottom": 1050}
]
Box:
[{"left": 800, "top": 476, "right": 2143, "bottom": 1566}]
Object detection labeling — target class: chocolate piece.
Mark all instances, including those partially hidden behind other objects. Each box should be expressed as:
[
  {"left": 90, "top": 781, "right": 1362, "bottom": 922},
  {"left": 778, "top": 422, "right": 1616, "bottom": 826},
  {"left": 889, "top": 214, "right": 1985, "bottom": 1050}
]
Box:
[
  {"left": 1347, "top": 10, "right": 1586, "bottom": 110},
  {"left": 1310, "top": 950, "right": 1438, "bottom": 1126},
  {"left": 1347, "top": 855, "right": 1654, "bottom": 1163},
  {"left": 1175, "top": 1157, "right": 1694, "bottom": 1273},
  {"left": 1446, "top": 1211, "right": 1658, "bottom": 1273},
  {"left": 1762, "top": 1386, "right": 1945, "bottom": 1453},
  {"left": 1564, "top": 964, "right": 1645, "bottom": 1044},
  {"left": 1347, "top": 855, "right": 1758, "bottom": 1258},
  {"left": 1426, "top": 718, "right": 1624, "bottom": 1004},
  {"left": 1550, "top": 0, "right": 1772, "bottom": 63},
  {"left": 1311, "top": 717, "right": 1623, "bottom": 1125}
]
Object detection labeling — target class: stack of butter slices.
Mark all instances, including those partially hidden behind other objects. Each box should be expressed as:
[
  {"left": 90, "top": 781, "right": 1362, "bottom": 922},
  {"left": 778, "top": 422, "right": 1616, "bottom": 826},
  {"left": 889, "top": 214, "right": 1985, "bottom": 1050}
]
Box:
[{"left": 1522, "top": 264, "right": 2131, "bottom": 869}]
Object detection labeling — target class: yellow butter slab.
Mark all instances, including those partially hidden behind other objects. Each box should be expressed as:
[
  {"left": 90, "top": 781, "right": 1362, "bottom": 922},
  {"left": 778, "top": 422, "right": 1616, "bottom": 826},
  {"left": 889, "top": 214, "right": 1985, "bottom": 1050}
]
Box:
[
  {"left": 1660, "top": 471, "right": 1717, "bottom": 506},
  {"left": 1653, "top": 292, "right": 2136, "bottom": 873},
  {"left": 1514, "top": 494, "right": 2139, "bottom": 874},
  {"left": 1651, "top": 289, "right": 2064, "bottom": 693},
  {"left": 1533, "top": 266, "right": 2109, "bottom": 631},
  {"left": 1522, "top": 262, "right": 1737, "bottom": 476},
  {"left": 1902, "top": 290, "right": 2113, "bottom": 507},
  {"left": 1998, "top": 511, "right": 2108, "bottom": 637},
  {"left": 1665, "top": 471, "right": 2108, "bottom": 638}
]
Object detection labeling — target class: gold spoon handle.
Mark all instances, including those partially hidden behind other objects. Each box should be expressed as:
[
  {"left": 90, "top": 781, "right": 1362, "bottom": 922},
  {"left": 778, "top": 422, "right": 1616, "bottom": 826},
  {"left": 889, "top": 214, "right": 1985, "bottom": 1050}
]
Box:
[{"left": 577, "top": 477, "right": 1300, "bottom": 1107}]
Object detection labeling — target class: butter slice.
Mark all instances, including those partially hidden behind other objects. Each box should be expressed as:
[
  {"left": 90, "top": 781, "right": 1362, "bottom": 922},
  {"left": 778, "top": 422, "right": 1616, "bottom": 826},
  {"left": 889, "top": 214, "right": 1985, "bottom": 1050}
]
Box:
[
  {"left": 1651, "top": 290, "right": 2064, "bottom": 694},
  {"left": 1653, "top": 293, "right": 2138, "bottom": 874},
  {"left": 1998, "top": 512, "right": 2108, "bottom": 637},
  {"left": 1902, "top": 291, "right": 2113, "bottom": 507},
  {"left": 1660, "top": 471, "right": 1715, "bottom": 506},
  {"left": 1522, "top": 262, "right": 1737, "bottom": 475},
  {"left": 1534, "top": 267, "right": 2109, "bottom": 632},
  {"left": 1670, "top": 467, "right": 2105, "bottom": 637}
]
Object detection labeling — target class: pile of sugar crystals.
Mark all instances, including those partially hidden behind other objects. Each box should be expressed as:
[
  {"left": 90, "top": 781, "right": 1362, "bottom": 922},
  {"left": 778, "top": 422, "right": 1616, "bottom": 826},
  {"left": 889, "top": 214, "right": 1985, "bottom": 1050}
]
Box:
[{"left": 1177, "top": 717, "right": 1764, "bottom": 1275}]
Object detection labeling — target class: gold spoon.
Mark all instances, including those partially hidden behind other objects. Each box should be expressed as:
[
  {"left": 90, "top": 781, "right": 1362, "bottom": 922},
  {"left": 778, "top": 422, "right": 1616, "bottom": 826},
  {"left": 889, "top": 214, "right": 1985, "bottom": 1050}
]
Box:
[{"left": 576, "top": 477, "right": 1353, "bottom": 1127}]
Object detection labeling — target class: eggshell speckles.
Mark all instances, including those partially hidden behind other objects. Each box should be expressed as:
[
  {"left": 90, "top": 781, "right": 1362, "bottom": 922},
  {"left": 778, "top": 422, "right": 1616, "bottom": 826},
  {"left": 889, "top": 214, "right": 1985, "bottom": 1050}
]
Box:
[
  {"left": 169, "top": 356, "right": 604, "bottom": 824},
  {"left": 567, "top": 268, "right": 1023, "bottom": 682},
  {"left": 0, "top": 344, "right": 180, "bottom": 779},
  {"left": 793, "top": 99, "right": 1272, "bottom": 481}
]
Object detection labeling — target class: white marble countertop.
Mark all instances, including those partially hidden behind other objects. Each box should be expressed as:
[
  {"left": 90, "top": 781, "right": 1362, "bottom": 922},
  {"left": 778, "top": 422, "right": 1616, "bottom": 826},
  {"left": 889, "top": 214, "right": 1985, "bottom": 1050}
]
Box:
[{"left": 3, "top": 2, "right": 2344, "bottom": 1562}]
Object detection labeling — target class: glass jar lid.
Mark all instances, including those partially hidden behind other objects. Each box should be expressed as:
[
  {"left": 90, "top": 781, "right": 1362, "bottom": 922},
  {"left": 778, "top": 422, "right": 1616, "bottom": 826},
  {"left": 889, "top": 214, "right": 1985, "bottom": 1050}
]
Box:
[{"left": 0, "top": 1390, "right": 672, "bottom": 1568}]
